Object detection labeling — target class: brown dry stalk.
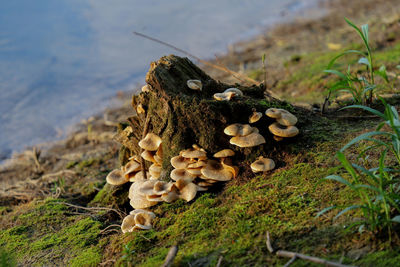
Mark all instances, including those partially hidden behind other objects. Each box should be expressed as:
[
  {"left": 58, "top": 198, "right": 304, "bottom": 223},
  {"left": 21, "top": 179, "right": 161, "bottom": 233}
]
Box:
[
  {"left": 133, "top": 31, "right": 260, "bottom": 85},
  {"left": 56, "top": 202, "right": 126, "bottom": 219}
]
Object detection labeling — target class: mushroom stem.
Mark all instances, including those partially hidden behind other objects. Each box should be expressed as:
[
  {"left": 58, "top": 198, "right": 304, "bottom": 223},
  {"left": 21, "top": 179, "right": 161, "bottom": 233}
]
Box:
[{"left": 140, "top": 114, "right": 152, "bottom": 180}]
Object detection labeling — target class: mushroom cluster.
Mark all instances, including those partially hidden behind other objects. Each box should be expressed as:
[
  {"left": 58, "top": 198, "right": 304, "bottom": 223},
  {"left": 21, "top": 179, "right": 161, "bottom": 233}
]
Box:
[
  {"left": 224, "top": 123, "right": 266, "bottom": 147},
  {"left": 265, "top": 108, "right": 299, "bottom": 141},
  {"left": 170, "top": 145, "right": 238, "bottom": 193},
  {"left": 213, "top": 87, "right": 243, "bottom": 101}
]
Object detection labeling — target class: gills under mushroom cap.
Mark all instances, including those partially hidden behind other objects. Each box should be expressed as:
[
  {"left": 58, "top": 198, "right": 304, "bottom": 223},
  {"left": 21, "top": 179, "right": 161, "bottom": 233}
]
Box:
[
  {"left": 229, "top": 132, "right": 266, "bottom": 147},
  {"left": 224, "top": 87, "right": 243, "bottom": 96},
  {"left": 268, "top": 122, "right": 299, "bottom": 138},
  {"left": 170, "top": 168, "right": 197, "bottom": 181},
  {"left": 250, "top": 157, "right": 275, "bottom": 173},
  {"left": 213, "top": 92, "right": 234, "bottom": 101},
  {"left": 138, "top": 133, "right": 162, "bottom": 151}
]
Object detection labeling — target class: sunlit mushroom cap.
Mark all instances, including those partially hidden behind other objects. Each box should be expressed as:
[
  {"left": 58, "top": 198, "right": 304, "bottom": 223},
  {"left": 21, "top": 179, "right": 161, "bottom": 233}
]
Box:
[
  {"left": 229, "top": 132, "right": 266, "bottom": 147},
  {"left": 141, "top": 84, "right": 150, "bottom": 92},
  {"left": 133, "top": 210, "right": 156, "bottom": 230},
  {"left": 138, "top": 133, "right": 162, "bottom": 151},
  {"left": 213, "top": 92, "right": 235, "bottom": 101},
  {"left": 186, "top": 167, "right": 202, "bottom": 176},
  {"left": 201, "top": 160, "right": 233, "bottom": 181},
  {"left": 276, "top": 109, "right": 297, "bottom": 126},
  {"left": 181, "top": 148, "right": 207, "bottom": 160},
  {"left": 224, "top": 87, "right": 243, "bottom": 97},
  {"left": 214, "top": 149, "right": 235, "bottom": 158},
  {"left": 128, "top": 181, "right": 158, "bottom": 209},
  {"left": 129, "top": 171, "right": 150, "bottom": 182},
  {"left": 224, "top": 123, "right": 254, "bottom": 136},
  {"left": 123, "top": 160, "right": 141, "bottom": 178},
  {"left": 171, "top": 155, "right": 189, "bottom": 169},
  {"left": 106, "top": 169, "right": 129, "bottom": 185},
  {"left": 170, "top": 168, "right": 197, "bottom": 181},
  {"left": 174, "top": 178, "right": 198, "bottom": 202},
  {"left": 265, "top": 108, "right": 282, "bottom": 119},
  {"left": 149, "top": 163, "right": 162, "bottom": 179},
  {"left": 187, "top": 79, "right": 202, "bottom": 90},
  {"left": 268, "top": 122, "right": 299, "bottom": 137},
  {"left": 121, "top": 214, "right": 136, "bottom": 233},
  {"left": 141, "top": 150, "right": 155, "bottom": 163},
  {"left": 136, "top": 104, "right": 145, "bottom": 115},
  {"left": 251, "top": 157, "right": 275, "bottom": 173},
  {"left": 249, "top": 111, "right": 262, "bottom": 123},
  {"left": 187, "top": 160, "right": 206, "bottom": 169}
]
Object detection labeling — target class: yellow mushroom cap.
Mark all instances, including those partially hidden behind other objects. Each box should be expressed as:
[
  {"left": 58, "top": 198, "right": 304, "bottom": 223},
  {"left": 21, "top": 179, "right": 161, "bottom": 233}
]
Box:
[
  {"left": 123, "top": 160, "right": 141, "bottom": 178},
  {"left": 213, "top": 149, "right": 235, "bottom": 158},
  {"left": 265, "top": 108, "right": 282, "bottom": 119},
  {"left": 229, "top": 132, "right": 266, "bottom": 147},
  {"left": 133, "top": 210, "right": 156, "bottom": 230},
  {"left": 174, "top": 178, "right": 198, "bottom": 202},
  {"left": 187, "top": 79, "right": 202, "bottom": 90},
  {"left": 224, "top": 123, "right": 254, "bottom": 136},
  {"left": 273, "top": 135, "right": 284, "bottom": 142},
  {"left": 268, "top": 122, "right": 299, "bottom": 137},
  {"left": 129, "top": 171, "right": 150, "bottom": 182},
  {"left": 121, "top": 214, "right": 136, "bottom": 233},
  {"left": 187, "top": 160, "right": 207, "bottom": 169},
  {"left": 106, "top": 169, "right": 129, "bottom": 185},
  {"left": 128, "top": 181, "right": 158, "bottom": 209},
  {"left": 136, "top": 104, "right": 145, "bottom": 115},
  {"left": 138, "top": 133, "right": 162, "bottom": 151},
  {"left": 170, "top": 168, "right": 197, "bottom": 181},
  {"left": 186, "top": 167, "right": 202, "bottom": 176},
  {"left": 149, "top": 163, "right": 162, "bottom": 179},
  {"left": 141, "top": 84, "right": 150, "bottom": 92},
  {"left": 201, "top": 160, "right": 233, "bottom": 181},
  {"left": 170, "top": 155, "right": 189, "bottom": 169},
  {"left": 141, "top": 150, "right": 155, "bottom": 163},
  {"left": 181, "top": 148, "right": 207, "bottom": 160},
  {"left": 213, "top": 92, "right": 235, "bottom": 101},
  {"left": 249, "top": 111, "right": 262, "bottom": 123},
  {"left": 250, "top": 157, "right": 275, "bottom": 173},
  {"left": 276, "top": 109, "right": 297, "bottom": 126}
]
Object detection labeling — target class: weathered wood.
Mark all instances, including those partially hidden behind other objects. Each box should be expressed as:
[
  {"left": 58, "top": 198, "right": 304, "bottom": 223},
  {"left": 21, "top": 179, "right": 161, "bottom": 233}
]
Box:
[{"left": 122, "top": 55, "right": 286, "bottom": 178}]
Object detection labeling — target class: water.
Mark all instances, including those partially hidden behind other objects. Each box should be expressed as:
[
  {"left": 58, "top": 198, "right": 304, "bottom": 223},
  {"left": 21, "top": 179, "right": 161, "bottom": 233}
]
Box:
[{"left": 0, "top": 0, "right": 322, "bottom": 159}]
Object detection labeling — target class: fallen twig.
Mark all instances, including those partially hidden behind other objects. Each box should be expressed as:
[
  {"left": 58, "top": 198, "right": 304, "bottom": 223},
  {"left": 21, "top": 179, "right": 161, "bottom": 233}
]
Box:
[
  {"left": 32, "top": 147, "right": 43, "bottom": 173},
  {"left": 283, "top": 256, "right": 297, "bottom": 267},
  {"left": 99, "top": 224, "right": 121, "bottom": 234},
  {"left": 266, "top": 232, "right": 274, "bottom": 253},
  {"left": 133, "top": 31, "right": 259, "bottom": 86},
  {"left": 41, "top": 170, "right": 76, "bottom": 180},
  {"left": 276, "top": 250, "right": 356, "bottom": 267},
  {"left": 161, "top": 245, "right": 178, "bottom": 267},
  {"left": 216, "top": 256, "right": 223, "bottom": 267}
]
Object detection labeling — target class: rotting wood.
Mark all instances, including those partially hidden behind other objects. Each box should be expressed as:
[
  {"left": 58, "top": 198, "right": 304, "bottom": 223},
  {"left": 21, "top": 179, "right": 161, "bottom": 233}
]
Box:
[{"left": 139, "top": 114, "right": 151, "bottom": 180}]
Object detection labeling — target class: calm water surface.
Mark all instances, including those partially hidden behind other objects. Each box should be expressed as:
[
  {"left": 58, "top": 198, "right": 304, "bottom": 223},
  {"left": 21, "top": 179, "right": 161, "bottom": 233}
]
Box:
[{"left": 0, "top": 0, "right": 321, "bottom": 159}]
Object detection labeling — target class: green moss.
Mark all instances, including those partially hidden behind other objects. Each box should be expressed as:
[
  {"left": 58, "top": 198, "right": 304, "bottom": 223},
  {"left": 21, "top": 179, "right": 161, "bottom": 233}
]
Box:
[
  {"left": 356, "top": 249, "right": 400, "bottom": 266},
  {"left": 69, "top": 247, "right": 102, "bottom": 267}
]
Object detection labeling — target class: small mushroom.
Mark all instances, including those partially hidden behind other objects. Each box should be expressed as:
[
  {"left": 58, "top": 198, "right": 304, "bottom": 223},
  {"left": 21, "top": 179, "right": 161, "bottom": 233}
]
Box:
[
  {"left": 276, "top": 110, "right": 297, "bottom": 126},
  {"left": 149, "top": 163, "right": 162, "bottom": 179},
  {"left": 250, "top": 156, "right": 275, "bottom": 173},
  {"left": 174, "top": 178, "right": 198, "bottom": 202},
  {"left": 141, "top": 150, "right": 155, "bottom": 163},
  {"left": 181, "top": 148, "right": 207, "bottom": 160},
  {"left": 265, "top": 108, "right": 282, "bottom": 119},
  {"left": 170, "top": 168, "right": 197, "bottom": 181},
  {"left": 129, "top": 171, "right": 150, "bottom": 182},
  {"left": 268, "top": 122, "right": 299, "bottom": 138},
  {"left": 224, "top": 87, "right": 243, "bottom": 97},
  {"left": 106, "top": 169, "right": 128, "bottom": 185},
  {"left": 141, "top": 84, "right": 150, "bottom": 93},
  {"left": 123, "top": 160, "right": 141, "bottom": 178},
  {"left": 171, "top": 155, "right": 189, "bottom": 169},
  {"left": 121, "top": 209, "right": 156, "bottom": 233},
  {"left": 213, "top": 92, "right": 235, "bottom": 101},
  {"left": 187, "top": 79, "right": 202, "bottom": 90},
  {"left": 229, "top": 132, "right": 266, "bottom": 147},
  {"left": 128, "top": 181, "right": 158, "bottom": 209},
  {"left": 138, "top": 133, "right": 162, "bottom": 151},
  {"left": 136, "top": 104, "right": 145, "bottom": 115},
  {"left": 224, "top": 124, "right": 254, "bottom": 136},
  {"left": 186, "top": 167, "right": 202, "bottom": 176},
  {"left": 249, "top": 111, "right": 262, "bottom": 123},
  {"left": 201, "top": 160, "right": 233, "bottom": 181},
  {"left": 213, "top": 149, "right": 235, "bottom": 158}
]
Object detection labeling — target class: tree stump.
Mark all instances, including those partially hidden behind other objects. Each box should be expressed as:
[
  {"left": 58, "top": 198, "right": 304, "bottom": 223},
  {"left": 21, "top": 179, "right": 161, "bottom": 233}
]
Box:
[{"left": 116, "top": 55, "right": 292, "bottom": 179}]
